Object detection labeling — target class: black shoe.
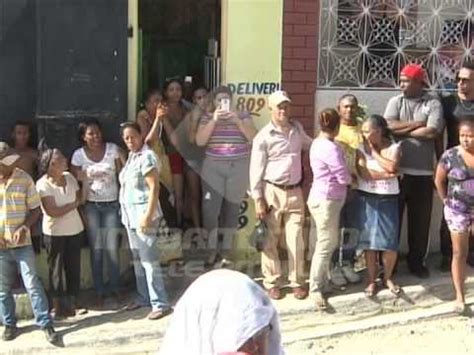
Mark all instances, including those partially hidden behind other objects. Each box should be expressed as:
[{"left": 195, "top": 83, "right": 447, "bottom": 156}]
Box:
[
  {"left": 2, "top": 325, "right": 18, "bottom": 341},
  {"left": 43, "top": 326, "right": 60, "bottom": 345},
  {"left": 409, "top": 265, "right": 430, "bottom": 279},
  {"left": 439, "top": 256, "right": 451, "bottom": 272}
]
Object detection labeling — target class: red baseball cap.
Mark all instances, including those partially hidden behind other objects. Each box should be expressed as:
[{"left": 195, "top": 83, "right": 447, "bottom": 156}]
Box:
[{"left": 400, "top": 64, "right": 427, "bottom": 83}]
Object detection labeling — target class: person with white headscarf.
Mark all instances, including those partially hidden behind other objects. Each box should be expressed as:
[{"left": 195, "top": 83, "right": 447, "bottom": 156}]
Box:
[{"left": 159, "top": 269, "right": 284, "bottom": 355}]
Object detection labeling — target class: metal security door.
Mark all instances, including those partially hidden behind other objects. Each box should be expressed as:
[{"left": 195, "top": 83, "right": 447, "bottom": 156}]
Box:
[
  {"left": 35, "top": 0, "right": 128, "bottom": 156},
  {"left": 0, "top": 0, "right": 37, "bottom": 141}
]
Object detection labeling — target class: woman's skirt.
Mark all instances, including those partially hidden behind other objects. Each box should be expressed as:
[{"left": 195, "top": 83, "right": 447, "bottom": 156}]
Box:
[{"left": 356, "top": 191, "right": 399, "bottom": 251}]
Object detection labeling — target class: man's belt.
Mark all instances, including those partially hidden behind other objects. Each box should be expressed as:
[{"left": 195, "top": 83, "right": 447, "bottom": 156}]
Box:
[{"left": 264, "top": 180, "right": 302, "bottom": 191}]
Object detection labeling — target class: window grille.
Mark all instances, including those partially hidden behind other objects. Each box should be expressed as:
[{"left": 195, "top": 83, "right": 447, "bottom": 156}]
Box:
[{"left": 318, "top": 0, "right": 473, "bottom": 91}]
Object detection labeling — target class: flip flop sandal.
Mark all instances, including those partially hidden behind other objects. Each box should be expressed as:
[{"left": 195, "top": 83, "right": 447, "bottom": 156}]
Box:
[
  {"left": 389, "top": 285, "right": 402, "bottom": 296},
  {"left": 454, "top": 303, "right": 468, "bottom": 316},
  {"left": 384, "top": 281, "right": 402, "bottom": 296},
  {"left": 364, "top": 283, "right": 377, "bottom": 298}
]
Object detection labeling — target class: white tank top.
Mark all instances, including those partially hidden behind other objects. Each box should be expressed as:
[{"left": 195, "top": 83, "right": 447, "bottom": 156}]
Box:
[{"left": 357, "top": 143, "right": 400, "bottom": 195}]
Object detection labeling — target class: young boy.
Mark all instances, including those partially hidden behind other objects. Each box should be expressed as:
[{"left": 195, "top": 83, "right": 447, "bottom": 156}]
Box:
[
  {"left": 11, "top": 121, "right": 41, "bottom": 252},
  {"left": 11, "top": 121, "right": 38, "bottom": 180}
]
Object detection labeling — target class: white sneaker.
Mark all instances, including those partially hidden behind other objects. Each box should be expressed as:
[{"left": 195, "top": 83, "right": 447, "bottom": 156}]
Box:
[
  {"left": 341, "top": 265, "right": 361, "bottom": 284},
  {"left": 330, "top": 266, "right": 347, "bottom": 287}
]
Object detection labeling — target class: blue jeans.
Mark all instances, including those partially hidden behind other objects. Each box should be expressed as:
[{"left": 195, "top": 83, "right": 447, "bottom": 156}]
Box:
[
  {"left": 84, "top": 201, "right": 121, "bottom": 296},
  {"left": 126, "top": 227, "right": 170, "bottom": 312},
  {"left": 0, "top": 245, "right": 52, "bottom": 328}
]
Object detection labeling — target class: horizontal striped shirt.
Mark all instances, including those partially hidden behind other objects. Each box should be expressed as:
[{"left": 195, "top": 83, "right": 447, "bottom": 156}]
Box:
[
  {"left": 200, "top": 112, "right": 252, "bottom": 159},
  {"left": 0, "top": 168, "right": 40, "bottom": 249}
]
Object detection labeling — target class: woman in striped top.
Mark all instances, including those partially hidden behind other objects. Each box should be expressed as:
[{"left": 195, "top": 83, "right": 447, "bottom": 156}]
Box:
[{"left": 196, "top": 86, "right": 257, "bottom": 267}]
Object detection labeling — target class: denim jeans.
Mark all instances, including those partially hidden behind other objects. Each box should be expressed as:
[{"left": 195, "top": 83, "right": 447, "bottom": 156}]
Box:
[
  {"left": 0, "top": 245, "right": 52, "bottom": 328},
  {"left": 126, "top": 227, "right": 170, "bottom": 312},
  {"left": 84, "top": 201, "right": 121, "bottom": 296}
]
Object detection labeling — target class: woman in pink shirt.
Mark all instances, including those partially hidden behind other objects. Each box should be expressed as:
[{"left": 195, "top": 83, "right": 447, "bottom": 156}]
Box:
[{"left": 308, "top": 108, "right": 351, "bottom": 311}]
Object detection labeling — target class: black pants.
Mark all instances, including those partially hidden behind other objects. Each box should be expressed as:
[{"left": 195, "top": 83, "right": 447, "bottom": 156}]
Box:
[
  {"left": 43, "top": 233, "right": 83, "bottom": 298},
  {"left": 399, "top": 175, "right": 433, "bottom": 270}
]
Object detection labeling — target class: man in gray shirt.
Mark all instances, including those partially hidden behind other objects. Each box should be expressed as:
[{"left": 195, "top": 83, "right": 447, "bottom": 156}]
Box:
[{"left": 384, "top": 64, "right": 444, "bottom": 278}]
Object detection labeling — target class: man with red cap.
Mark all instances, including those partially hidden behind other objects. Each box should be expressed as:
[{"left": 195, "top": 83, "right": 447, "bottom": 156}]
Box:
[{"left": 384, "top": 64, "right": 444, "bottom": 279}]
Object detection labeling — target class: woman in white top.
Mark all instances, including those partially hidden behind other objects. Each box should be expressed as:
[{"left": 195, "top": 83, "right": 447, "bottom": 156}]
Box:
[
  {"left": 71, "top": 118, "right": 125, "bottom": 308},
  {"left": 37, "top": 148, "right": 86, "bottom": 318},
  {"left": 355, "top": 115, "right": 402, "bottom": 298}
]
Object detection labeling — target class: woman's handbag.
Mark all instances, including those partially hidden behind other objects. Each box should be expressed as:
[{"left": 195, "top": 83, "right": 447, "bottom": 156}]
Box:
[{"left": 155, "top": 216, "right": 183, "bottom": 263}]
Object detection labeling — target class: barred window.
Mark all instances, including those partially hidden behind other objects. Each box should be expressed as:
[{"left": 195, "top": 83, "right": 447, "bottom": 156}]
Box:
[{"left": 318, "top": 0, "right": 474, "bottom": 91}]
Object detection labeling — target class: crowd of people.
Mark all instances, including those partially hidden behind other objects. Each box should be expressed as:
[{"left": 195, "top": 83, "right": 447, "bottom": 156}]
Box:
[{"left": 0, "top": 60, "right": 473, "bottom": 350}]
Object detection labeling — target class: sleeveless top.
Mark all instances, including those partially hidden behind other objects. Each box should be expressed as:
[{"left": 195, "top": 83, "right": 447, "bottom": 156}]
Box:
[{"left": 357, "top": 142, "right": 400, "bottom": 195}]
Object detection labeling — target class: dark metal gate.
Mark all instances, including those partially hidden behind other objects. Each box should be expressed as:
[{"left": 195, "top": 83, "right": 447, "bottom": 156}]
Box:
[
  {"left": 35, "top": 0, "right": 128, "bottom": 156},
  {"left": 0, "top": 0, "right": 37, "bottom": 141}
]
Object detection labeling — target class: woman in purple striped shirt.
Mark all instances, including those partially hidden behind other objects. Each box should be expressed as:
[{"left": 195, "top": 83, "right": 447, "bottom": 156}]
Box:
[
  {"left": 308, "top": 108, "right": 351, "bottom": 311},
  {"left": 196, "top": 86, "right": 257, "bottom": 268}
]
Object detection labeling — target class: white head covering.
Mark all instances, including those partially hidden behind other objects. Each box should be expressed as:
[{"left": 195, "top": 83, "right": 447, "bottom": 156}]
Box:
[{"left": 159, "top": 269, "right": 284, "bottom": 355}]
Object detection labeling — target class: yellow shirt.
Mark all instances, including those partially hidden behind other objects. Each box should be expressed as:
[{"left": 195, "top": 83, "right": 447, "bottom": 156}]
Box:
[
  {"left": 336, "top": 123, "right": 363, "bottom": 149},
  {"left": 0, "top": 168, "right": 40, "bottom": 249},
  {"left": 336, "top": 123, "right": 363, "bottom": 187}
]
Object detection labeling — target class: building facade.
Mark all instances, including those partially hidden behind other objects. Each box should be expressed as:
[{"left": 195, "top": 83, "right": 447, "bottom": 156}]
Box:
[{"left": 2, "top": 0, "right": 473, "bottom": 261}]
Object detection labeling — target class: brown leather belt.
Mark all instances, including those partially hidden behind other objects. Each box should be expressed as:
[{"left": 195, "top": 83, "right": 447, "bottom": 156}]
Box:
[{"left": 264, "top": 180, "right": 301, "bottom": 191}]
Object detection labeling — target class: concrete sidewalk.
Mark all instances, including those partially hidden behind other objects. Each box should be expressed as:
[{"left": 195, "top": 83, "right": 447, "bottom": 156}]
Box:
[
  {"left": 277, "top": 259, "right": 474, "bottom": 347},
  {"left": 2, "top": 254, "right": 473, "bottom": 354}
]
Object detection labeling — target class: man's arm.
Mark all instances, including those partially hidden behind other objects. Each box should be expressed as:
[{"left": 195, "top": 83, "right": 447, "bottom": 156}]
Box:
[
  {"left": 408, "top": 126, "right": 438, "bottom": 139},
  {"left": 293, "top": 119, "right": 313, "bottom": 150},
  {"left": 249, "top": 134, "right": 268, "bottom": 220},
  {"left": 12, "top": 207, "right": 40, "bottom": 244},
  {"left": 413, "top": 98, "right": 445, "bottom": 139},
  {"left": 384, "top": 95, "right": 425, "bottom": 135},
  {"left": 408, "top": 98, "right": 445, "bottom": 140},
  {"left": 23, "top": 207, "right": 40, "bottom": 229},
  {"left": 387, "top": 120, "right": 425, "bottom": 135}
]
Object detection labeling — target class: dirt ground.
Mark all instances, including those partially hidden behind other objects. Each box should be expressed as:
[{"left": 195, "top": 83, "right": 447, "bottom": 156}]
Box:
[
  {"left": 3, "top": 310, "right": 473, "bottom": 354},
  {"left": 3, "top": 256, "right": 474, "bottom": 354},
  {"left": 285, "top": 315, "right": 474, "bottom": 355}
]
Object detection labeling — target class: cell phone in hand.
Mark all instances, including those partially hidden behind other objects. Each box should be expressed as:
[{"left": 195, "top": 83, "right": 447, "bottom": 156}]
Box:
[{"left": 220, "top": 98, "right": 230, "bottom": 112}]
